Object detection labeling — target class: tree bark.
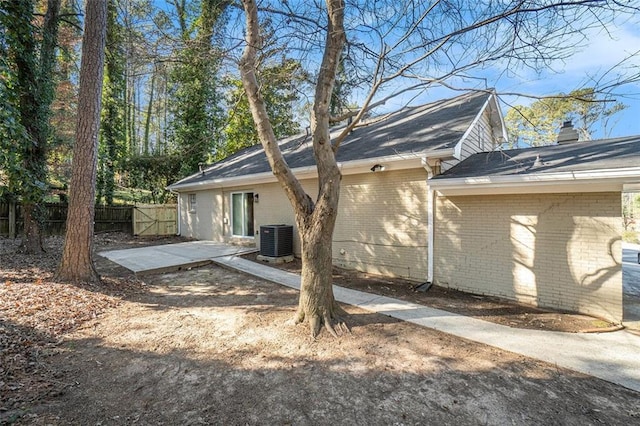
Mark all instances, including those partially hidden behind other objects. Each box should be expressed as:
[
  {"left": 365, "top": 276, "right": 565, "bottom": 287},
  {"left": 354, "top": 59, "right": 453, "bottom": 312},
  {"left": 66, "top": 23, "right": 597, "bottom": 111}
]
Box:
[
  {"left": 143, "top": 70, "right": 155, "bottom": 155},
  {"left": 11, "top": 0, "right": 61, "bottom": 254},
  {"left": 56, "top": 0, "right": 107, "bottom": 283},
  {"left": 240, "top": 0, "right": 346, "bottom": 337},
  {"left": 22, "top": 204, "right": 44, "bottom": 253}
]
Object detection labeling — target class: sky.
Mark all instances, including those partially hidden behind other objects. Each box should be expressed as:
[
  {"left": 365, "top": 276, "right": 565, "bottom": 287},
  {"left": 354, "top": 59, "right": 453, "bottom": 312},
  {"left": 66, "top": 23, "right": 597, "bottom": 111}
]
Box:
[
  {"left": 148, "top": 0, "right": 640, "bottom": 140},
  {"left": 494, "top": 21, "right": 640, "bottom": 139},
  {"left": 375, "top": 14, "right": 640, "bottom": 140}
]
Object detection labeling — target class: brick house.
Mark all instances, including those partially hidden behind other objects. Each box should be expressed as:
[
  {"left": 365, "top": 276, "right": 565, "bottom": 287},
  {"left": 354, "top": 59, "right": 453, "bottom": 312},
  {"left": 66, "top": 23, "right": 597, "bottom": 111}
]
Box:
[
  {"left": 168, "top": 91, "right": 504, "bottom": 281},
  {"left": 430, "top": 133, "right": 640, "bottom": 322},
  {"left": 168, "top": 91, "right": 639, "bottom": 322}
]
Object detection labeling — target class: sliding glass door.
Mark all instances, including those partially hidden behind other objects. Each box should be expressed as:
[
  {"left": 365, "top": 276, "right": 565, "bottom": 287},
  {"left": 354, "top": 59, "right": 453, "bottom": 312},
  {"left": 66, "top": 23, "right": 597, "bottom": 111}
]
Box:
[{"left": 231, "top": 192, "right": 254, "bottom": 237}]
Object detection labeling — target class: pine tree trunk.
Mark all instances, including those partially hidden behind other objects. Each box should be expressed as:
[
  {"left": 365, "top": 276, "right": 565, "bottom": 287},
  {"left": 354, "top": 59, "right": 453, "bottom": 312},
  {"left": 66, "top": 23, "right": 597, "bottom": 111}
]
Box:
[
  {"left": 56, "top": 0, "right": 107, "bottom": 283},
  {"left": 143, "top": 70, "right": 155, "bottom": 155}
]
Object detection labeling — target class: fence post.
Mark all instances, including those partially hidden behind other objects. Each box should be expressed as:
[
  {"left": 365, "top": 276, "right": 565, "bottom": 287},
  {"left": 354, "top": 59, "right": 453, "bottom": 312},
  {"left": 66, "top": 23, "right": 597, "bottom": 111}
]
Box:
[{"left": 8, "top": 201, "right": 16, "bottom": 239}]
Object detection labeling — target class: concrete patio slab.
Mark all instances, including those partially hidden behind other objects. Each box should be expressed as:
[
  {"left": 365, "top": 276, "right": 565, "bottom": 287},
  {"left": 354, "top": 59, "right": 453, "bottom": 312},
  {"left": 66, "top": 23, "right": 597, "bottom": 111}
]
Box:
[{"left": 99, "top": 241, "right": 257, "bottom": 275}]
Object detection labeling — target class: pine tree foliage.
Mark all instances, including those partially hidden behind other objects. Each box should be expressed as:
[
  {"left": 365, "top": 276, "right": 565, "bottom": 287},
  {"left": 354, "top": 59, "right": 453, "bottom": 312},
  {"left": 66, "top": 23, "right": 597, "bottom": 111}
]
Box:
[
  {"left": 168, "top": 0, "right": 229, "bottom": 177},
  {"left": 505, "top": 88, "right": 627, "bottom": 147}
]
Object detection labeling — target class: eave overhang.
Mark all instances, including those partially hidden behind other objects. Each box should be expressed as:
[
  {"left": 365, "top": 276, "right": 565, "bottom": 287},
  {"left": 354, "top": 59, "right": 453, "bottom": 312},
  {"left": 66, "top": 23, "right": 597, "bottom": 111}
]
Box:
[
  {"left": 168, "top": 149, "right": 455, "bottom": 192},
  {"left": 429, "top": 167, "right": 640, "bottom": 196}
]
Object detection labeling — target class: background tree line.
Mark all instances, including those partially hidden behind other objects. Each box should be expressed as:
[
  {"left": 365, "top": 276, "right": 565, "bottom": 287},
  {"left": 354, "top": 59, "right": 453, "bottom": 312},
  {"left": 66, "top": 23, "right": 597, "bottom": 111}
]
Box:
[
  {"left": 1, "top": 0, "right": 307, "bottom": 204},
  {"left": 3, "top": 0, "right": 632, "bottom": 254},
  {"left": 0, "top": 0, "right": 308, "bottom": 253}
]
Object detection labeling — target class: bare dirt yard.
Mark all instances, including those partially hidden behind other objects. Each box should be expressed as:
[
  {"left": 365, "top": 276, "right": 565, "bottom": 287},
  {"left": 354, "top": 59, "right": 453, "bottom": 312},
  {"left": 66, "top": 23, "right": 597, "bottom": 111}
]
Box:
[{"left": 2, "top": 233, "right": 639, "bottom": 425}]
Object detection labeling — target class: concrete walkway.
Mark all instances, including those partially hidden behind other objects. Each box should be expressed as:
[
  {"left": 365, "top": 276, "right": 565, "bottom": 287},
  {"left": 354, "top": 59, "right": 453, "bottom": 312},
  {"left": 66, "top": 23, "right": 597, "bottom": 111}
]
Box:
[
  {"left": 99, "top": 243, "right": 640, "bottom": 393},
  {"left": 214, "top": 255, "right": 640, "bottom": 394}
]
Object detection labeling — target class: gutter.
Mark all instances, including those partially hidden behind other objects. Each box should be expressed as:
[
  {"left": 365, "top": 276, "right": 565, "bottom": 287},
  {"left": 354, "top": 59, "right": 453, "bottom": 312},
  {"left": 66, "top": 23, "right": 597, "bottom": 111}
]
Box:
[
  {"left": 168, "top": 149, "right": 455, "bottom": 192},
  {"left": 430, "top": 167, "right": 640, "bottom": 196},
  {"left": 167, "top": 166, "right": 317, "bottom": 192}
]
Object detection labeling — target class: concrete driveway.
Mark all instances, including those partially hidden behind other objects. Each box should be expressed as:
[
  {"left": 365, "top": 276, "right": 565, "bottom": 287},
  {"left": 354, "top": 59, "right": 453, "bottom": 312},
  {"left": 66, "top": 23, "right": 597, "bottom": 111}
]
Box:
[{"left": 98, "top": 241, "right": 257, "bottom": 275}]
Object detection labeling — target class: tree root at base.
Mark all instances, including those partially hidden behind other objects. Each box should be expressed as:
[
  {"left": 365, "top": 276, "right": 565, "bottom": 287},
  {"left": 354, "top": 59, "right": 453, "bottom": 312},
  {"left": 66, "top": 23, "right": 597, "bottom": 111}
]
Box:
[{"left": 293, "top": 303, "right": 350, "bottom": 338}]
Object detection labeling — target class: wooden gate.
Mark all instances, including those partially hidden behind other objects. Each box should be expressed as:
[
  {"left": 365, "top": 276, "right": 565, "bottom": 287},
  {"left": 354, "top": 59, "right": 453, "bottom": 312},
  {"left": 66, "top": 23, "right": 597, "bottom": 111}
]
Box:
[{"left": 133, "top": 204, "right": 177, "bottom": 236}]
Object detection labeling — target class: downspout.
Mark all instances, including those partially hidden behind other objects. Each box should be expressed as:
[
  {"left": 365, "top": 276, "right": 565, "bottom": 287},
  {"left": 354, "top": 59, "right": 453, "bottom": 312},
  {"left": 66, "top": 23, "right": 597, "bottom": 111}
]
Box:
[
  {"left": 422, "top": 158, "right": 435, "bottom": 284},
  {"left": 221, "top": 186, "right": 226, "bottom": 242}
]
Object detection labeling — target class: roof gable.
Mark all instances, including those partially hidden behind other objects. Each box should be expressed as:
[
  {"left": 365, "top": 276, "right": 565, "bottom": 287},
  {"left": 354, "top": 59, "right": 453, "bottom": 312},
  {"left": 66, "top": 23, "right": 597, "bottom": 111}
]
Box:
[{"left": 170, "top": 91, "right": 494, "bottom": 190}]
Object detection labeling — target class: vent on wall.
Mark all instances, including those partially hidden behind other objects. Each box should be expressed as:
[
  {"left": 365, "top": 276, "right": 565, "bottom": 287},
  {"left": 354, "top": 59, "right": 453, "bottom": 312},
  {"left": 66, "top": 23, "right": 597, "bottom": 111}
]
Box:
[{"left": 260, "top": 225, "right": 293, "bottom": 257}]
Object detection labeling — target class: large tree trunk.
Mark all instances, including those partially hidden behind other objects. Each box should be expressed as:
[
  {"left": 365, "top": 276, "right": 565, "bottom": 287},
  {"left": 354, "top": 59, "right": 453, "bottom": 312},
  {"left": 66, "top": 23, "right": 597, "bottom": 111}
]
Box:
[
  {"left": 56, "top": 0, "right": 107, "bottom": 283},
  {"left": 240, "top": 0, "right": 346, "bottom": 337},
  {"left": 11, "top": 0, "right": 61, "bottom": 254},
  {"left": 143, "top": 70, "right": 155, "bottom": 155},
  {"left": 295, "top": 199, "right": 347, "bottom": 337},
  {"left": 22, "top": 204, "right": 44, "bottom": 253}
]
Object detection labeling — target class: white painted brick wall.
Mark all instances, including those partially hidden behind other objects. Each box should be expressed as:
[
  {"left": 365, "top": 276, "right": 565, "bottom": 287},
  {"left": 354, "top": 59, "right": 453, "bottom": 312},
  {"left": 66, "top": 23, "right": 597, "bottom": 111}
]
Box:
[
  {"left": 333, "top": 169, "right": 429, "bottom": 281},
  {"left": 434, "top": 192, "right": 623, "bottom": 321},
  {"left": 184, "top": 169, "right": 430, "bottom": 281},
  {"left": 179, "top": 189, "right": 224, "bottom": 241}
]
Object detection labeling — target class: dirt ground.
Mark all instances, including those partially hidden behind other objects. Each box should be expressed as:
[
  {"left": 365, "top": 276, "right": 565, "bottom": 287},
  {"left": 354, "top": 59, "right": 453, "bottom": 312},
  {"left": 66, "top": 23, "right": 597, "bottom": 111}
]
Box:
[
  {"left": 1, "top": 234, "right": 639, "bottom": 425},
  {"left": 243, "top": 254, "right": 618, "bottom": 333}
]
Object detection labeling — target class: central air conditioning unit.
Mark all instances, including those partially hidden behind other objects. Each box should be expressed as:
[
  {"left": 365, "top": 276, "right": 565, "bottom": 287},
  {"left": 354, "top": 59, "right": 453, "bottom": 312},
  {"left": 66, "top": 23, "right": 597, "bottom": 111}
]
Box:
[{"left": 260, "top": 225, "right": 293, "bottom": 257}]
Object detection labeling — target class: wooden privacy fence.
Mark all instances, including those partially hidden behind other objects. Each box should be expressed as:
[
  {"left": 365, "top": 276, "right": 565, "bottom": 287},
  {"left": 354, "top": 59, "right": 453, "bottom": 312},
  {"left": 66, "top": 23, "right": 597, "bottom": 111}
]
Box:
[
  {"left": 95, "top": 205, "right": 134, "bottom": 234},
  {"left": 0, "top": 202, "right": 178, "bottom": 237},
  {"left": 132, "top": 204, "right": 177, "bottom": 236},
  {"left": 0, "top": 201, "right": 19, "bottom": 238},
  {"left": 1, "top": 203, "right": 135, "bottom": 237}
]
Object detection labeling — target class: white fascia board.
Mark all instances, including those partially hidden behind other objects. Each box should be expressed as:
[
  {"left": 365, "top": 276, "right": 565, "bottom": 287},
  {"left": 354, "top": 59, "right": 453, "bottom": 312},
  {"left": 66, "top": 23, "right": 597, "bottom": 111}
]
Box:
[
  {"left": 491, "top": 94, "right": 509, "bottom": 144},
  {"left": 623, "top": 183, "right": 640, "bottom": 192},
  {"left": 454, "top": 96, "right": 491, "bottom": 160},
  {"left": 169, "top": 151, "right": 456, "bottom": 192},
  {"left": 167, "top": 166, "right": 314, "bottom": 192},
  {"left": 339, "top": 150, "right": 454, "bottom": 175},
  {"left": 430, "top": 167, "right": 640, "bottom": 196}
]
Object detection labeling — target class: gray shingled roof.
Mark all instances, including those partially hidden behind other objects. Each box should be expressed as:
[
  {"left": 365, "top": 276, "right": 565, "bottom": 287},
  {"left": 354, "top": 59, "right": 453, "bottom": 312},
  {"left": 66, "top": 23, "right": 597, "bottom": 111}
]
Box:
[
  {"left": 170, "top": 91, "right": 491, "bottom": 188},
  {"left": 432, "top": 135, "right": 640, "bottom": 180}
]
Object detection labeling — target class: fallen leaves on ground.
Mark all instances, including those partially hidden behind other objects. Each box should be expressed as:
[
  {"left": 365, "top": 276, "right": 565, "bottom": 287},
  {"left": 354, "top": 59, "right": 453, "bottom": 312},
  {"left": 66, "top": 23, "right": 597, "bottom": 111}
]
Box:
[{"left": 0, "top": 233, "right": 176, "bottom": 416}]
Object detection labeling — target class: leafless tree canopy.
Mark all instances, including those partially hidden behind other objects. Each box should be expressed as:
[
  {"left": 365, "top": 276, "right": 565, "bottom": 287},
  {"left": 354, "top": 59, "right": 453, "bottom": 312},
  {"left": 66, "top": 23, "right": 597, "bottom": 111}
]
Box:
[{"left": 227, "top": 0, "right": 639, "bottom": 128}]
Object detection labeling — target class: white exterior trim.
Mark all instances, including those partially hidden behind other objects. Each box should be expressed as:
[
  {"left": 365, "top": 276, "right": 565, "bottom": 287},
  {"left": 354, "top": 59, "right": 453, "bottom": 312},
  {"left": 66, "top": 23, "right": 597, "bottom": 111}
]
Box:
[
  {"left": 169, "top": 150, "right": 455, "bottom": 192},
  {"left": 453, "top": 92, "right": 506, "bottom": 160},
  {"left": 454, "top": 96, "right": 491, "bottom": 160},
  {"left": 427, "top": 186, "right": 435, "bottom": 283},
  {"left": 489, "top": 93, "right": 509, "bottom": 144},
  {"left": 430, "top": 167, "right": 640, "bottom": 196},
  {"left": 230, "top": 191, "right": 254, "bottom": 237}
]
